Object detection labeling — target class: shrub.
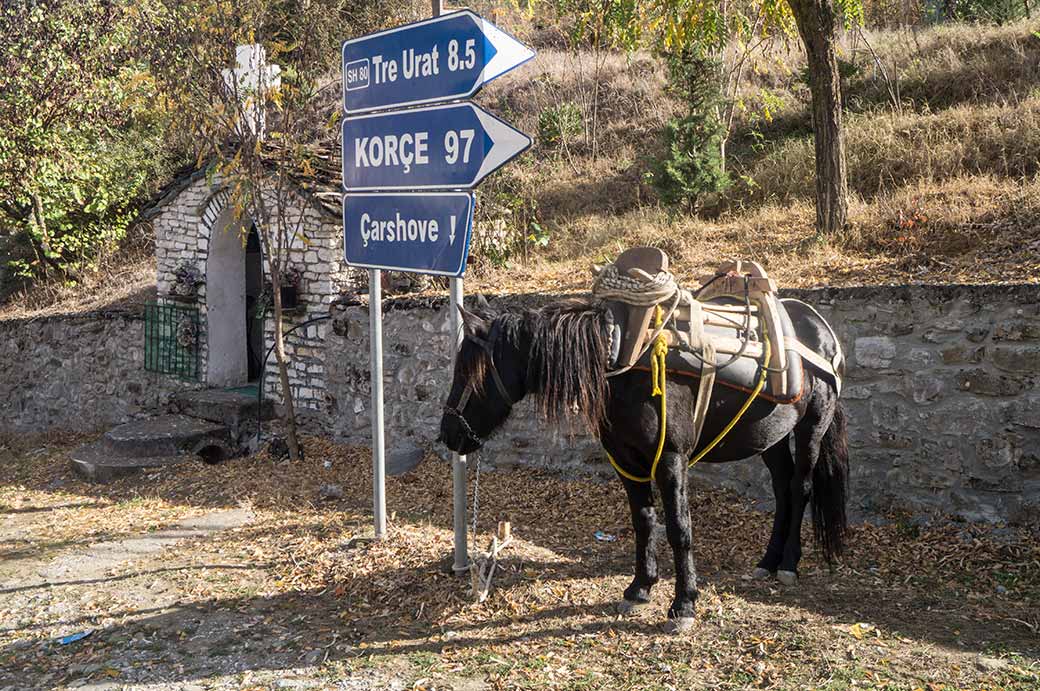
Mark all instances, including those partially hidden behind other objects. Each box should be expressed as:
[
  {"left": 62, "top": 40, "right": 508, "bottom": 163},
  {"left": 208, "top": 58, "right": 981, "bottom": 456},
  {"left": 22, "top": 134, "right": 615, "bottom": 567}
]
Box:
[
  {"left": 649, "top": 51, "right": 730, "bottom": 211},
  {"left": 947, "top": 0, "right": 1029, "bottom": 24},
  {"left": 538, "top": 101, "right": 584, "bottom": 147},
  {"left": 648, "top": 113, "right": 731, "bottom": 211}
]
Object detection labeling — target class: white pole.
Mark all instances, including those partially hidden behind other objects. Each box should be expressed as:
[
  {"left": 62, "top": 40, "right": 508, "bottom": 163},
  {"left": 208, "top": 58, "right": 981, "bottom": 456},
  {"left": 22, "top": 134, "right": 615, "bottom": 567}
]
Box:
[
  {"left": 369, "top": 268, "right": 387, "bottom": 539},
  {"left": 432, "top": 0, "right": 469, "bottom": 575},
  {"left": 450, "top": 277, "right": 468, "bottom": 573}
]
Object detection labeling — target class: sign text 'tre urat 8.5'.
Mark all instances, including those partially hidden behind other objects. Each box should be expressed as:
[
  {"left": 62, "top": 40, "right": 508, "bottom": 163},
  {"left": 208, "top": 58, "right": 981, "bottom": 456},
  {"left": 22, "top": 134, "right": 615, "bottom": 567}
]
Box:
[{"left": 342, "top": 10, "right": 534, "bottom": 114}]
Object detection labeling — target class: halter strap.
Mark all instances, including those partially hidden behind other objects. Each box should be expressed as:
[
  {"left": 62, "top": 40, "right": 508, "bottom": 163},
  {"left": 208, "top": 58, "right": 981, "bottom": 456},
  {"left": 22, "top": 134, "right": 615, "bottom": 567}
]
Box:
[
  {"left": 464, "top": 321, "right": 515, "bottom": 407},
  {"left": 443, "top": 319, "right": 514, "bottom": 446}
]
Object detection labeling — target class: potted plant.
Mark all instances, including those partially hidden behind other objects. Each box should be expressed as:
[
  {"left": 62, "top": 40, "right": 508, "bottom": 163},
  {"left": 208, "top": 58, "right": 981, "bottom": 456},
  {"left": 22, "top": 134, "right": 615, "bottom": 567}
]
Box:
[
  {"left": 169, "top": 262, "right": 203, "bottom": 302},
  {"left": 279, "top": 265, "right": 303, "bottom": 309}
]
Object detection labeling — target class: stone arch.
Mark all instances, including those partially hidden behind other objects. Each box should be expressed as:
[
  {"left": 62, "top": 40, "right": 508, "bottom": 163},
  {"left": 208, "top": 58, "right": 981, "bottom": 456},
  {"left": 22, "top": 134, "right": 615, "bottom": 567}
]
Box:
[{"left": 199, "top": 187, "right": 232, "bottom": 236}]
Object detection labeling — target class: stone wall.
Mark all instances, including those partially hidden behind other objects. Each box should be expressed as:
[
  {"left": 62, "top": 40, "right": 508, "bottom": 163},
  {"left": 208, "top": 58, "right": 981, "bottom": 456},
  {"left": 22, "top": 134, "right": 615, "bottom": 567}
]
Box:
[
  {"left": 0, "top": 308, "right": 198, "bottom": 434},
  {"left": 323, "top": 284, "right": 1040, "bottom": 524},
  {"left": 3, "top": 281, "right": 1037, "bottom": 523}
]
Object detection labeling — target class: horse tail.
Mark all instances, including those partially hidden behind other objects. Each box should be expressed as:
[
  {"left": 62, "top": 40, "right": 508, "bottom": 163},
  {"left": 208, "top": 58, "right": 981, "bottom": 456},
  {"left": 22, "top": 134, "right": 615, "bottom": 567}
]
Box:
[{"left": 811, "top": 400, "right": 849, "bottom": 563}]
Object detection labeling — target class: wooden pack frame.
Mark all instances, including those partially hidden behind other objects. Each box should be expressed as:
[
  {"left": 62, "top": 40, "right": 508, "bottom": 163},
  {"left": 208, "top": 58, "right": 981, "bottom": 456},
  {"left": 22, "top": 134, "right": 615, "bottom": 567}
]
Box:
[
  {"left": 614, "top": 247, "right": 669, "bottom": 368},
  {"left": 692, "top": 260, "right": 788, "bottom": 395}
]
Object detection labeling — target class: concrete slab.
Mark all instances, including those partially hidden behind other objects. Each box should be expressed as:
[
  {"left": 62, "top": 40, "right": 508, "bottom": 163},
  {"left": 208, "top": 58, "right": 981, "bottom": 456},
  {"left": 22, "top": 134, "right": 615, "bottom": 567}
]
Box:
[
  {"left": 69, "top": 441, "right": 191, "bottom": 483},
  {"left": 103, "top": 414, "right": 229, "bottom": 458}
]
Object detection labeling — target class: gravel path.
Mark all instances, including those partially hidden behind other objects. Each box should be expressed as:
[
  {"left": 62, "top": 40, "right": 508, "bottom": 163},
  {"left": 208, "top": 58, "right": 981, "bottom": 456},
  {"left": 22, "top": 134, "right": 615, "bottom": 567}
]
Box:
[{"left": 0, "top": 504, "right": 408, "bottom": 690}]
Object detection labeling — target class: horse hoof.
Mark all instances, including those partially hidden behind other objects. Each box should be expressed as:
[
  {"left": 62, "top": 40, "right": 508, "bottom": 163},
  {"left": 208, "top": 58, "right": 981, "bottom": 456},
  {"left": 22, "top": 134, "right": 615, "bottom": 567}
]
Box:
[
  {"left": 751, "top": 567, "right": 773, "bottom": 580},
  {"left": 777, "top": 570, "right": 798, "bottom": 586},
  {"left": 664, "top": 617, "right": 695, "bottom": 634},
  {"left": 617, "top": 599, "right": 650, "bottom": 615}
]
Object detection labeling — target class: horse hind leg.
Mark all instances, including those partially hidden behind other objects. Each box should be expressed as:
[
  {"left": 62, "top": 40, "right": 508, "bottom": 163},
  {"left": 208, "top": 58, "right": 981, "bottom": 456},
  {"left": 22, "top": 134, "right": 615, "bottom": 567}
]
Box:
[
  {"left": 617, "top": 475, "right": 659, "bottom": 614},
  {"left": 753, "top": 437, "right": 794, "bottom": 579},
  {"left": 778, "top": 386, "right": 839, "bottom": 585}
]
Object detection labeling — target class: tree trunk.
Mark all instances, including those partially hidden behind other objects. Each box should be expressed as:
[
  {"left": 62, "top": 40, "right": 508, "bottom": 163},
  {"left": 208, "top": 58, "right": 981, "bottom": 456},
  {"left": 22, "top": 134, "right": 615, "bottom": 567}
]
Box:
[
  {"left": 28, "top": 188, "right": 56, "bottom": 277},
  {"left": 787, "top": 0, "right": 849, "bottom": 235},
  {"left": 271, "top": 270, "right": 302, "bottom": 462}
]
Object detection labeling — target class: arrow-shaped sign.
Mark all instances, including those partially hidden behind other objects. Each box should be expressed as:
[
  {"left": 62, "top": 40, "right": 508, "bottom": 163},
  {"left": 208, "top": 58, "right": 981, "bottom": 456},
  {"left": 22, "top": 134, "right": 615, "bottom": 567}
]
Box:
[
  {"left": 342, "top": 10, "right": 534, "bottom": 115},
  {"left": 343, "top": 192, "right": 474, "bottom": 277},
  {"left": 342, "top": 102, "right": 531, "bottom": 191}
]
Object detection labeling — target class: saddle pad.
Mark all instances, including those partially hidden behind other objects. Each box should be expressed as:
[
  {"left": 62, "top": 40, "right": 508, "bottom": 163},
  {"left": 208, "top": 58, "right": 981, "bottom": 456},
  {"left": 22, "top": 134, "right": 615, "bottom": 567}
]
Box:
[{"left": 622, "top": 297, "right": 805, "bottom": 404}]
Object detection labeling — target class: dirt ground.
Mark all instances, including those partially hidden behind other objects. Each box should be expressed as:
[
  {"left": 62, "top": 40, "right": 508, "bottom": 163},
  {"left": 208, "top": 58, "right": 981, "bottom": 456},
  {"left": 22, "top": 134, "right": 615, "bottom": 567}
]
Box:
[{"left": 1, "top": 435, "right": 1038, "bottom": 691}]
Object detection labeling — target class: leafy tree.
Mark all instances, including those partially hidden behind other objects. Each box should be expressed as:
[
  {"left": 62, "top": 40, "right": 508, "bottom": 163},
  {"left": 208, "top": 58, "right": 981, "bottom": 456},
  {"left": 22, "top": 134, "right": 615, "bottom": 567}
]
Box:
[
  {"left": 137, "top": 0, "right": 344, "bottom": 462},
  {"left": 0, "top": 0, "right": 165, "bottom": 279},
  {"left": 655, "top": 0, "right": 862, "bottom": 232}
]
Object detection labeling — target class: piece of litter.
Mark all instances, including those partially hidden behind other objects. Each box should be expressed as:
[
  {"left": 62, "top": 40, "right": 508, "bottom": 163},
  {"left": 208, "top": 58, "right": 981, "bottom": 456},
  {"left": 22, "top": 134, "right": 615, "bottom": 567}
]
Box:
[
  {"left": 594, "top": 531, "right": 617, "bottom": 542},
  {"left": 57, "top": 630, "right": 93, "bottom": 645}
]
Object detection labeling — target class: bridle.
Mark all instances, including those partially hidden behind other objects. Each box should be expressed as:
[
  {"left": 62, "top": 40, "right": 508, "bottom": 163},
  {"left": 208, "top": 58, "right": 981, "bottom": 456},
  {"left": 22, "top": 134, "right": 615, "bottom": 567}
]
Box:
[{"left": 443, "top": 319, "right": 515, "bottom": 447}]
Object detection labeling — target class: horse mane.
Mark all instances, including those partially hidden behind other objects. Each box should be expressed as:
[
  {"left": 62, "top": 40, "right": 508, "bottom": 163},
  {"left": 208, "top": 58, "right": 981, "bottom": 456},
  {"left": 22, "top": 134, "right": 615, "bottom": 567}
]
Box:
[
  {"left": 525, "top": 299, "right": 610, "bottom": 434},
  {"left": 454, "top": 300, "right": 610, "bottom": 434}
]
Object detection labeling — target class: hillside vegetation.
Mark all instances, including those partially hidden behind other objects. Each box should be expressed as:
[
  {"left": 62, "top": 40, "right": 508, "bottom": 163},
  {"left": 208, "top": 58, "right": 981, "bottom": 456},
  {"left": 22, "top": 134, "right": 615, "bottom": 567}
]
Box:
[
  {"left": 466, "top": 17, "right": 1040, "bottom": 294},
  {"left": 3, "top": 13, "right": 1039, "bottom": 317}
]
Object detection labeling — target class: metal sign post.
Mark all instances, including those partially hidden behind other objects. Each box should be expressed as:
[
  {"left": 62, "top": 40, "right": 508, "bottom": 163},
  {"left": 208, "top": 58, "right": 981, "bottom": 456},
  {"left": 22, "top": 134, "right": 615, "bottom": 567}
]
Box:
[
  {"left": 449, "top": 274, "right": 468, "bottom": 573},
  {"left": 369, "top": 268, "right": 387, "bottom": 538},
  {"left": 341, "top": 0, "right": 533, "bottom": 557},
  {"left": 430, "top": 0, "right": 472, "bottom": 577}
]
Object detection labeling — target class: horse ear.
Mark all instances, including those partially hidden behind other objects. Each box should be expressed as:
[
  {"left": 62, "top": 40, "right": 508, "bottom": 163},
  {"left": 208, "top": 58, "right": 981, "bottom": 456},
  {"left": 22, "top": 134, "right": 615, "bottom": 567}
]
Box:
[
  {"left": 457, "top": 305, "right": 489, "bottom": 337},
  {"left": 474, "top": 293, "right": 490, "bottom": 310}
]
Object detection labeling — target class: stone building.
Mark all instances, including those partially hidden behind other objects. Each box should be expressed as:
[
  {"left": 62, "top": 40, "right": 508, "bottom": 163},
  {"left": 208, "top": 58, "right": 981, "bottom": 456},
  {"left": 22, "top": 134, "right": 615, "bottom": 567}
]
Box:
[{"left": 142, "top": 167, "right": 359, "bottom": 422}]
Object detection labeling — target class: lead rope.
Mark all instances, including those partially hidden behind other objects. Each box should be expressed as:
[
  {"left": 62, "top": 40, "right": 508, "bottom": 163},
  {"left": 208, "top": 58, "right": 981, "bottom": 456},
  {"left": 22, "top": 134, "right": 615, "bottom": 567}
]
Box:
[{"left": 470, "top": 451, "right": 481, "bottom": 549}]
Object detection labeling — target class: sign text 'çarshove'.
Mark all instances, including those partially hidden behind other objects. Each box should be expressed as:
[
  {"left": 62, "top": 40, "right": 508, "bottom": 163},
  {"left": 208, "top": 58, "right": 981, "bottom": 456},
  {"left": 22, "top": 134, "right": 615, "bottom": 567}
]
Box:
[
  {"left": 342, "top": 192, "right": 474, "bottom": 277},
  {"left": 342, "top": 10, "right": 534, "bottom": 114}
]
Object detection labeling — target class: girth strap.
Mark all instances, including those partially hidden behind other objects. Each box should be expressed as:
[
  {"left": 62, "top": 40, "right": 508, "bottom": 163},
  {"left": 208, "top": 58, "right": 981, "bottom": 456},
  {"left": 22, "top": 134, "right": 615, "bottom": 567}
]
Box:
[
  {"left": 691, "top": 340, "right": 716, "bottom": 447},
  {"left": 787, "top": 338, "right": 843, "bottom": 396}
]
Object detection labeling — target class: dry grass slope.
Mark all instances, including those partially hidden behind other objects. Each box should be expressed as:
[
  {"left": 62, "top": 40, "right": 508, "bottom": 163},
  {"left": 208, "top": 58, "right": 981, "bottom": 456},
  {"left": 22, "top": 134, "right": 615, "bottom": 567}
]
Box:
[
  {"left": 463, "top": 18, "right": 1040, "bottom": 293},
  {"left": 3, "top": 18, "right": 1039, "bottom": 317}
]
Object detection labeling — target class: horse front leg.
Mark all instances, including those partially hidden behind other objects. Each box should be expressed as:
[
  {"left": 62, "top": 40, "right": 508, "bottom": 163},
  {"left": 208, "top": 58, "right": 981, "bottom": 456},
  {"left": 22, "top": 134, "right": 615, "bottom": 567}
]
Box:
[
  {"left": 655, "top": 452, "right": 697, "bottom": 632},
  {"left": 618, "top": 475, "right": 659, "bottom": 613}
]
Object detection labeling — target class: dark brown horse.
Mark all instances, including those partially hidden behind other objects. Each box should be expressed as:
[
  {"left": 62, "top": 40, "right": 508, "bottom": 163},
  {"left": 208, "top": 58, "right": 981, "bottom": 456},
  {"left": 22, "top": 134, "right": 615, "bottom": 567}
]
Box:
[{"left": 440, "top": 298, "right": 849, "bottom": 631}]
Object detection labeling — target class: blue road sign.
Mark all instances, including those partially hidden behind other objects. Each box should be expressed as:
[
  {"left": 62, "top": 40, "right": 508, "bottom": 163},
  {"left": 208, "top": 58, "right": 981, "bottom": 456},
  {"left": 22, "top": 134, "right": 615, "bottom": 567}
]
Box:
[
  {"left": 343, "top": 192, "right": 474, "bottom": 277},
  {"left": 342, "top": 102, "right": 531, "bottom": 191},
  {"left": 342, "top": 10, "right": 534, "bottom": 115}
]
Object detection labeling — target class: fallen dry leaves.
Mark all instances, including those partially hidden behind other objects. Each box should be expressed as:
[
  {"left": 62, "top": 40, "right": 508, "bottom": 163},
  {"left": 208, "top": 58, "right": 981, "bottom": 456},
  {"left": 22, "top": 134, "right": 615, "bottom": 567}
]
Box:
[{"left": 1, "top": 434, "right": 1038, "bottom": 690}]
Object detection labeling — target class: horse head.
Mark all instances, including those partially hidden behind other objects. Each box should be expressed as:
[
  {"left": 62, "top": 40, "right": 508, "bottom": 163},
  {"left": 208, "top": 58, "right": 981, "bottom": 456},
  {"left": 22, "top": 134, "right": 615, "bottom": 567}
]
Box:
[{"left": 439, "top": 305, "right": 527, "bottom": 454}]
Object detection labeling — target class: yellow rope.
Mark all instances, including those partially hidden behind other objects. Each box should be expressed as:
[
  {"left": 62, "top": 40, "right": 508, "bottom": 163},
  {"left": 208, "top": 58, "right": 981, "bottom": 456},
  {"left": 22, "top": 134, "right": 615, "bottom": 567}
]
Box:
[
  {"left": 607, "top": 451, "right": 652, "bottom": 483},
  {"left": 686, "top": 330, "right": 770, "bottom": 466},
  {"left": 604, "top": 305, "right": 772, "bottom": 483},
  {"left": 647, "top": 305, "right": 670, "bottom": 481}
]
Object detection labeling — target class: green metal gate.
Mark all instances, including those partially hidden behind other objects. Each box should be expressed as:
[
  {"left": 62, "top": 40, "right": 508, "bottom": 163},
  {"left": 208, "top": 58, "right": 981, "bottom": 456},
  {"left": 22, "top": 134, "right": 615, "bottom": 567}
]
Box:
[{"left": 144, "top": 301, "right": 200, "bottom": 380}]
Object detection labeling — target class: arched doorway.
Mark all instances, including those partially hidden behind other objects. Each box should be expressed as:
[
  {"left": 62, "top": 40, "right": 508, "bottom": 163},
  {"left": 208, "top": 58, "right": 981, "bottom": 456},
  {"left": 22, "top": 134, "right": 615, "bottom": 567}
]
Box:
[
  {"left": 245, "top": 224, "right": 265, "bottom": 382},
  {"left": 206, "top": 211, "right": 264, "bottom": 387}
]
